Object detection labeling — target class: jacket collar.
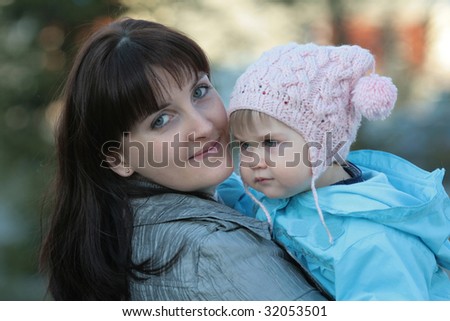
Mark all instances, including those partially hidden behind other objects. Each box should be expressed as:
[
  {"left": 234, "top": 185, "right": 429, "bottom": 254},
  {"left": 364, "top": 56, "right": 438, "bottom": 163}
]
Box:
[{"left": 130, "top": 177, "right": 272, "bottom": 240}]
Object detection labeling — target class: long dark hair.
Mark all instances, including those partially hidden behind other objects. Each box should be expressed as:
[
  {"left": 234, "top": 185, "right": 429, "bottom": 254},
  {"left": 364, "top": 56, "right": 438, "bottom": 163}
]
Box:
[{"left": 39, "top": 18, "right": 210, "bottom": 300}]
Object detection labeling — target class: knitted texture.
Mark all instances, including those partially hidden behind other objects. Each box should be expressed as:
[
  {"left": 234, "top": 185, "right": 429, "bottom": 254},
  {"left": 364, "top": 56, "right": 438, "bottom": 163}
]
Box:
[
  {"left": 229, "top": 43, "right": 398, "bottom": 243},
  {"left": 229, "top": 42, "right": 397, "bottom": 181}
]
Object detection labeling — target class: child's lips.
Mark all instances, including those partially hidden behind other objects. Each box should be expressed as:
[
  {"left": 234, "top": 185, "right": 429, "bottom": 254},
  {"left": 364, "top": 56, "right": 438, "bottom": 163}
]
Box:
[{"left": 254, "top": 177, "right": 272, "bottom": 183}]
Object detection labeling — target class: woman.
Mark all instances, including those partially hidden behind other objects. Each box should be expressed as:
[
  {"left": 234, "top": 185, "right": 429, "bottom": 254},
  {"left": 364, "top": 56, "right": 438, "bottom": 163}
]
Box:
[{"left": 39, "top": 18, "right": 327, "bottom": 300}]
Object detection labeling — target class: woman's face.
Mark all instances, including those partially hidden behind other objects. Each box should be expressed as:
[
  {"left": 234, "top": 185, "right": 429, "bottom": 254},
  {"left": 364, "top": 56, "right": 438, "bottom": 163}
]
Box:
[{"left": 113, "top": 70, "right": 233, "bottom": 194}]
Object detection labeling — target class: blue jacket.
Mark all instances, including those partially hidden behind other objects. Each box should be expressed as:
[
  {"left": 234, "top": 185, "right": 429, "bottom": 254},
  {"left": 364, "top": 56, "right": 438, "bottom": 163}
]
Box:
[{"left": 218, "top": 150, "right": 450, "bottom": 300}]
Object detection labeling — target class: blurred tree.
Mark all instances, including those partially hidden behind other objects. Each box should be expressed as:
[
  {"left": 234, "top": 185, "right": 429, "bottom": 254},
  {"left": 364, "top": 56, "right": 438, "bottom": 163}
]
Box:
[
  {"left": 326, "top": 0, "right": 347, "bottom": 44},
  {"left": 0, "top": 0, "right": 125, "bottom": 300}
]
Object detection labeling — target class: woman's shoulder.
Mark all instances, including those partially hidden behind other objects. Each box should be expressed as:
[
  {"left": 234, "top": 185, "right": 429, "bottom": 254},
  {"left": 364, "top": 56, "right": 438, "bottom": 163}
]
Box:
[
  {"left": 130, "top": 194, "right": 327, "bottom": 301},
  {"left": 132, "top": 192, "right": 271, "bottom": 238}
]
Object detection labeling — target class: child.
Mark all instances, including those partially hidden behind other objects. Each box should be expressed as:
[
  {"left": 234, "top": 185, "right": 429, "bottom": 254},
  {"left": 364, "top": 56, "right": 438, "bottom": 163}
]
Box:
[{"left": 224, "top": 42, "right": 450, "bottom": 300}]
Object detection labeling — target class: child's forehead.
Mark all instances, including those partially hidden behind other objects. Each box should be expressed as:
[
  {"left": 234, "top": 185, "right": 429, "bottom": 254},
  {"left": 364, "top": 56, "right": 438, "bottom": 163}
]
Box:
[{"left": 233, "top": 115, "right": 291, "bottom": 139}]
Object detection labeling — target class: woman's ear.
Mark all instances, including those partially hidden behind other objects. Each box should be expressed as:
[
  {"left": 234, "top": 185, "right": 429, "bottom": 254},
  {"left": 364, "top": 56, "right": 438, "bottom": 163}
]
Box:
[
  {"left": 109, "top": 158, "right": 135, "bottom": 177},
  {"left": 100, "top": 134, "right": 135, "bottom": 177},
  {"left": 103, "top": 149, "right": 135, "bottom": 178}
]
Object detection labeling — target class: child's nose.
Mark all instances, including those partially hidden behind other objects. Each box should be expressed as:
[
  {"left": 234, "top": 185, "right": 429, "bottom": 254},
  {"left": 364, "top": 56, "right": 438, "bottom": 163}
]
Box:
[{"left": 251, "top": 147, "right": 269, "bottom": 169}]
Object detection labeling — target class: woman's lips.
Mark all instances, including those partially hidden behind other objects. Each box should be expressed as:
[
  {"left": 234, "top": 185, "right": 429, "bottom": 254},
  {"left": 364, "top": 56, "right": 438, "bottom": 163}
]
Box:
[{"left": 191, "top": 141, "right": 220, "bottom": 161}]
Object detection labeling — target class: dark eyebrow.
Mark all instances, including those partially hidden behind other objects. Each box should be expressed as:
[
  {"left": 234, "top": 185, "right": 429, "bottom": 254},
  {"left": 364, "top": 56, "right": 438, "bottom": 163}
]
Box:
[
  {"left": 263, "top": 133, "right": 287, "bottom": 140},
  {"left": 192, "top": 72, "right": 208, "bottom": 89},
  {"left": 158, "top": 102, "right": 170, "bottom": 109},
  {"left": 157, "top": 72, "right": 208, "bottom": 109}
]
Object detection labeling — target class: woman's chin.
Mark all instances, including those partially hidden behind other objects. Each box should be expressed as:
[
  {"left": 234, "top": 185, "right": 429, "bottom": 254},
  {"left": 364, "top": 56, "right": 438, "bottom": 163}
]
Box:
[{"left": 201, "top": 163, "right": 234, "bottom": 189}]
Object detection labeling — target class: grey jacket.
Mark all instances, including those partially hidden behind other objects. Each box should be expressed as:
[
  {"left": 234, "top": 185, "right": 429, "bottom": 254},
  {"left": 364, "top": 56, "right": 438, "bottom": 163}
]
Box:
[{"left": 129, "top": 192, "right": 326, "bottom": 300}]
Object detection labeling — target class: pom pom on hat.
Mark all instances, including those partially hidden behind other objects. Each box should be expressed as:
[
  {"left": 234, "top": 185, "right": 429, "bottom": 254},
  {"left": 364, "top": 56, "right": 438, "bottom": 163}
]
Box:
[{"left": 351, "top": 74, "right": 397, "bottom": 120}]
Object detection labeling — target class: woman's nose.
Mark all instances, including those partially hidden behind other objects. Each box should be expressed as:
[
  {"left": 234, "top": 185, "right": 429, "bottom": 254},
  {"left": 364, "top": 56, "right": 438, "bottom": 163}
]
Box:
[{"left": 186, "top": 107, "right": 214, "bottom": 140}]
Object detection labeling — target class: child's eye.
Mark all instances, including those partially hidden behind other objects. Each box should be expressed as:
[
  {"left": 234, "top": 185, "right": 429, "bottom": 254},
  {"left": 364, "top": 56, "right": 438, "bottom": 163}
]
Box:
[
  {"left": 193, "top": 85, "right": 210, "bottom": 99},
  {"left": 151, "top": 114, "right": 170, "bottom": 129},
  {"left": 263, "top": 139, "right": 277, "bottom": 148}
]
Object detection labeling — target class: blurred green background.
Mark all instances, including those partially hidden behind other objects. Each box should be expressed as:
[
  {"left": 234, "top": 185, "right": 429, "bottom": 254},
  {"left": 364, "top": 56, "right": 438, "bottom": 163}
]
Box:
[{"left": 1, "top": 0, "right": 449, "bottom": 300}]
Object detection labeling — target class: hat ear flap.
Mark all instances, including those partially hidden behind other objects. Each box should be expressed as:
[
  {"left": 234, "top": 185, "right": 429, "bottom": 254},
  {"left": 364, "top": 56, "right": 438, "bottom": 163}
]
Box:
[{"left": 351, "top": 74, "right": 397, "bottom": 120}]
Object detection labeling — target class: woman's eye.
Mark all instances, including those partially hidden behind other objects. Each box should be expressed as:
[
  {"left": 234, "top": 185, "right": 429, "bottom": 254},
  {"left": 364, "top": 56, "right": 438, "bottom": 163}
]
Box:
[
  {"left": 193, "top": 85, "right": 210, "bottom": 99},
  {"left": 151, "top": 114, "right": 170, "bottom": 129},
  {"left": 263, "top": 140, "right": 277, "bottom": 148}
]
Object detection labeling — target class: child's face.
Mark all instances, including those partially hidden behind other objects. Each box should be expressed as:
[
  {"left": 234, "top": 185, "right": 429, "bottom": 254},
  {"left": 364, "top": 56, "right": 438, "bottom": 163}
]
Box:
[{"left": 233, "top": 116, "right": 312, "bottom": 199}]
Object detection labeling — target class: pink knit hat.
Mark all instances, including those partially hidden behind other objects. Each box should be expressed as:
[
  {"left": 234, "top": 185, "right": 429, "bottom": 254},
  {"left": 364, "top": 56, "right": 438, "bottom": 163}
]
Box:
[{"left": 229, "top": 42, "right": 397, "bottom": 242}]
